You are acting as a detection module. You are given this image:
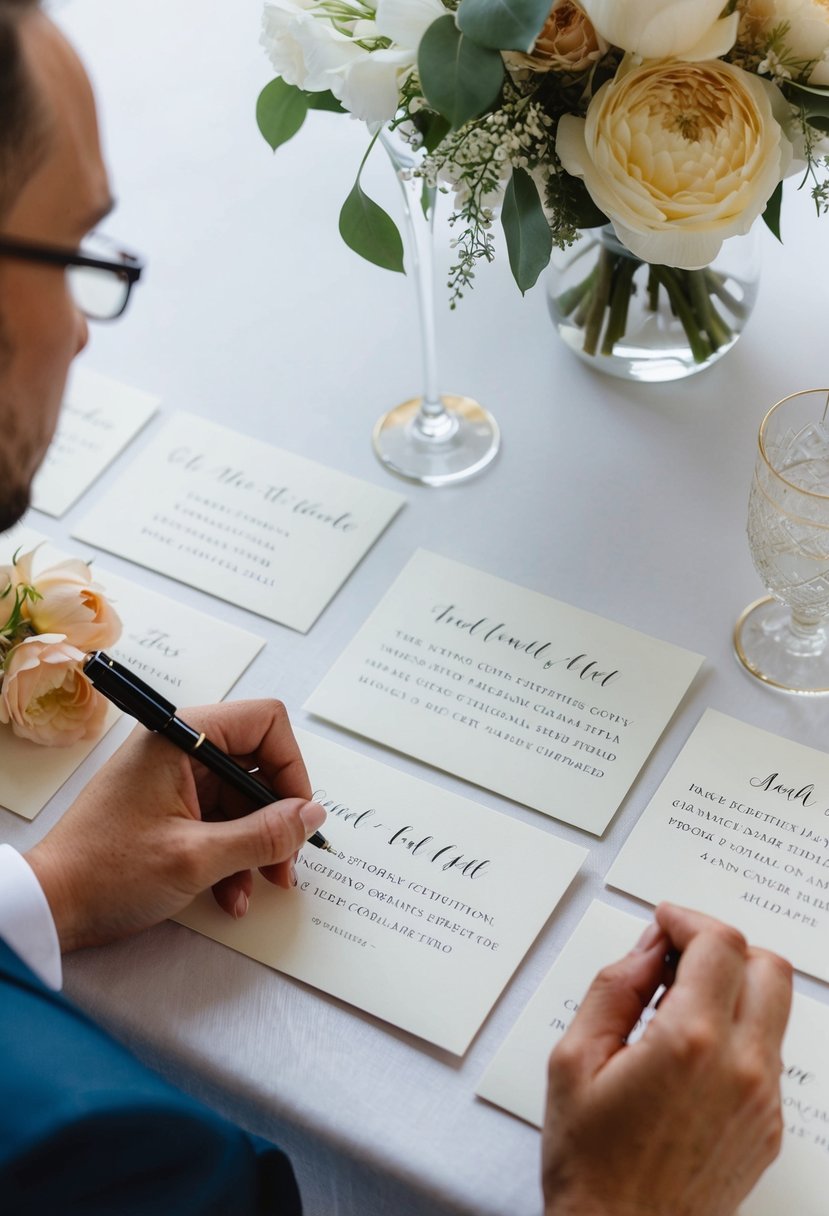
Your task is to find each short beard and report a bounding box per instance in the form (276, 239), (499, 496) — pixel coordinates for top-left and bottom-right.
(0, 476), (30, 531)
(0, 318), (33, 533)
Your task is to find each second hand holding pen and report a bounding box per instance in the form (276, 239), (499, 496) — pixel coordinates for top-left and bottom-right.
(83, 650), (333, 853)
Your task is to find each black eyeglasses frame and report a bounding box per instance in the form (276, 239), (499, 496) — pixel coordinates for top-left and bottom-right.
(0, 234), (144, 319)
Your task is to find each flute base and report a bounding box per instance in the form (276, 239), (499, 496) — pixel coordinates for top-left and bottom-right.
(372, 394), (500, 487)
(733, 597), (829, 694)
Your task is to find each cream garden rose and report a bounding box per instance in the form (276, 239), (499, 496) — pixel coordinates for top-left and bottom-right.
(557, 58), (794, 268)
(0, 634), (108, 747)
(508, 0), (607, 74)
(739, 0), (829, 85)
(578, 0), (739, 61)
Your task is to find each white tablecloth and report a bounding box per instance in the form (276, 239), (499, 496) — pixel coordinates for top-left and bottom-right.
(5, 3), (829, 1213)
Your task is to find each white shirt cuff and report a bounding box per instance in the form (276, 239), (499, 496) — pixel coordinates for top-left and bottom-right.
(0, 843), (62, 990)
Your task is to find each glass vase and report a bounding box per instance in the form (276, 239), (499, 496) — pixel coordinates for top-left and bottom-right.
(371, 127), (500, 486)
(546, 225), (761, 383)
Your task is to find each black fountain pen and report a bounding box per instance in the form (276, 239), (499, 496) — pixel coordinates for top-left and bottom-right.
(84, 650), (333, 853)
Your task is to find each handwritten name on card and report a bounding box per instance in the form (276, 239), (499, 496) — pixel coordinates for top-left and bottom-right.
(306, 551), (703, 834)
(176, 730), (586, 1054)
(606, 709), (829, 984)
(73, 412), (405, 632)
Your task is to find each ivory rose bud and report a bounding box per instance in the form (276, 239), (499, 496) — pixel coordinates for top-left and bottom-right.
(557, 59), (794, 268)
(0, 635), (108, 747)
(739, 0), (829, 86)
(27, 557), (121, 651)
(578, 0), (739, 61)
(508, 1), (607, 73)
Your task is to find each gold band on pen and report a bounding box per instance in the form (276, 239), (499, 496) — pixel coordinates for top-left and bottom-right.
(192, 732), (206, 750)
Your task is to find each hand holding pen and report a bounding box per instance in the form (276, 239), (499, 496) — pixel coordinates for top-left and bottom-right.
(25, 678), (329, 953)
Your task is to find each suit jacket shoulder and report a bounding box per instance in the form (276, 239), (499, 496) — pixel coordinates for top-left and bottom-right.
(0, 938), (301, 1215)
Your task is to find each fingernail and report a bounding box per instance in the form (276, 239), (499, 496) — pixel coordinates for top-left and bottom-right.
(633, 921), (662, 952)
(300, 800), (326, 834)
(233, 891), (249, 919)
(290, 862), (298, 887)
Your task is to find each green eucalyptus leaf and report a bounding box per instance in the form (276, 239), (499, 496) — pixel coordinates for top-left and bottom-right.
(305, 89), (346, 113)
(256, 78), (309, 151)
(568, 181), (608, 228)
(501, 166), (553, 294)
(418, 15), (504, 129)
(339, 179), (405, 273)
(457, 0), (551, 52)
(763, 180), (783, 242)
(413, 108), (452, 154)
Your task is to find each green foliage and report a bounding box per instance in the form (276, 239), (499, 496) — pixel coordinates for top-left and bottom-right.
(306, 90), (346, 113)
(763, 181), (783, 242)
(412, 108), (452, 155)
(501, 167), (553, 293)
(339, 178), (405, 273)
(418, 15), (504, 129)
(457, 0), (551, 52)
(256, 81), (344, 152)
(788, 80), (829, 122)
(256, 78), (309, 151)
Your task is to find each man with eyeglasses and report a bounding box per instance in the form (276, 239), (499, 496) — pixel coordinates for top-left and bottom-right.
(0, 3), (794, 1216)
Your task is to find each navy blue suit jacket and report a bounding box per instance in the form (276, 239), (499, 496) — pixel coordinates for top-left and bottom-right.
(0, 939), (302, 1215)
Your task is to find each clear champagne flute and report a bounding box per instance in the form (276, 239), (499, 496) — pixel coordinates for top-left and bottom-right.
(372, 127), (500, 486)
(735, 388), (829, 693)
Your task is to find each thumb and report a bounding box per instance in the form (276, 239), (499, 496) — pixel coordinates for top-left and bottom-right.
(199, 798), (326, 881)
(552, 924), (668, 1083)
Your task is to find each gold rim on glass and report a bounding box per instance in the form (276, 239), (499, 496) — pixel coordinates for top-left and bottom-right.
(733, 596), (829, 695)
(758, 387), (829, 496)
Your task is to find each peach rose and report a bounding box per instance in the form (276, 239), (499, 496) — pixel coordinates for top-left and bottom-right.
(508, 1), (607, 73)
(0, 634), (109, 747)
(26, 557), (121, 651)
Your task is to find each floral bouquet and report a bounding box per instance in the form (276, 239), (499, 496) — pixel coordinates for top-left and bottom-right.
(0, 548), (121, 747)
(258, 0), (829, 365)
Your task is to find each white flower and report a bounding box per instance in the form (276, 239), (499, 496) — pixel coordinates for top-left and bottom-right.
(740, 0), (829, 86)
(261, 0), (334, 90)
(261, 0), (444, 125)
(578, 0), (739, 61)
(557, 59), (795, 268)
(375, 0), (445, 48)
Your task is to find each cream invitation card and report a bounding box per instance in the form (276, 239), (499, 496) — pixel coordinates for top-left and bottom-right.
(31, 368), (159, 517)
(606, 708), (829, 983)
(176, 729), (587, 1054)
(0, 527), (264, 821)
(72, 412), (406, 631)
(477, 899), (829, 1216)
(305, 551), (703, 834)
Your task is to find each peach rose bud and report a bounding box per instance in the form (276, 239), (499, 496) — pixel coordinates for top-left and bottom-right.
(0, 634), (109, 747)
(27, 557), (121, 651)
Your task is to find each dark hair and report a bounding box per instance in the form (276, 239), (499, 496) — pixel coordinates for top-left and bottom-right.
(0, 0), (47, 220)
